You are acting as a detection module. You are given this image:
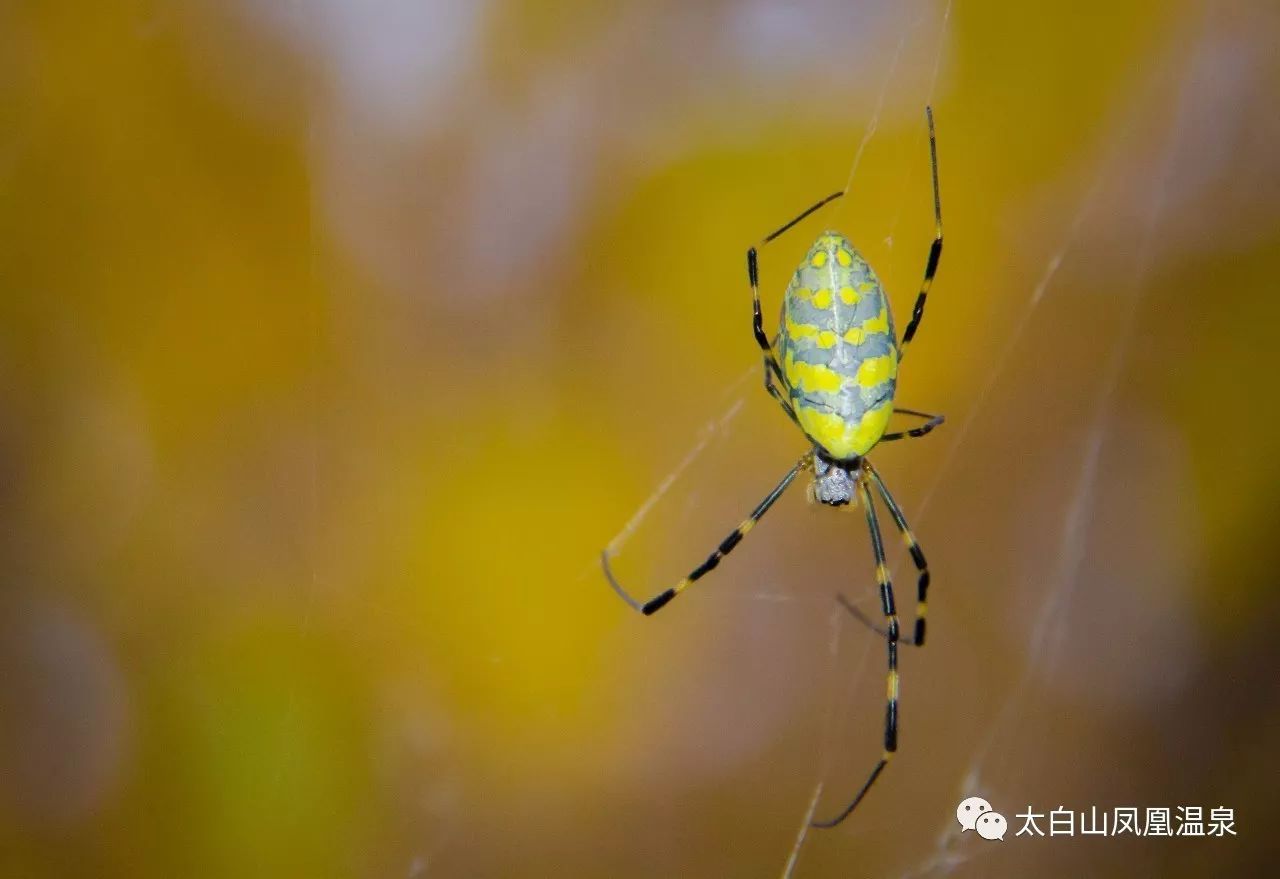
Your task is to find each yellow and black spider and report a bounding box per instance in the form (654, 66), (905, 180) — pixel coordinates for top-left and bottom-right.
(603, 107), (945, 828)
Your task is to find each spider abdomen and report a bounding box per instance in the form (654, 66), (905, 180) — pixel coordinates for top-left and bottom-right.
(777, 232), (898, 461)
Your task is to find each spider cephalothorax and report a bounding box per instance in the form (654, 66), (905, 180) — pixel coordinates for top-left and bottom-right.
(812, 454), (859, 506)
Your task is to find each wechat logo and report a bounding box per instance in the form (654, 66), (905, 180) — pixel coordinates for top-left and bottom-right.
(957, 796), (1007, 841)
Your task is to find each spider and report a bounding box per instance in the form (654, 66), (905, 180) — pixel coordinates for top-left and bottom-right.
(602, 107), (944, 828)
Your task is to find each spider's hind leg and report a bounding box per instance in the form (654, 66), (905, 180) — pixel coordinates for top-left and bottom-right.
(835, 461), (931, 647)
(812, 469), (900, 828)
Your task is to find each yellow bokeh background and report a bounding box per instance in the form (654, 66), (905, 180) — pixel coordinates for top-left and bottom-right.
(2, 1), (1277, 876)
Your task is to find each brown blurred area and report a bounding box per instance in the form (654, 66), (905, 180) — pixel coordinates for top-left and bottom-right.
(1, 1), (1277, 876)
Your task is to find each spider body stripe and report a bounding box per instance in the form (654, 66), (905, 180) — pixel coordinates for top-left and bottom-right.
(777, 233), (898, 461)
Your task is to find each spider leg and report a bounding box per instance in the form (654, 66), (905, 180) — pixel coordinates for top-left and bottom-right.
(898, 107), (943, 362)
(604, 190), (845, 616)
(813, 468), (900, 828)
(866, 462), (931, 646)
(878, 407), (944, 443)
(746, 190), (843, 411)
(835, 461), (932, 647)
(601, 453), (810, 615)
(835, 593), (896, 641)
(764, 355), (800, 426)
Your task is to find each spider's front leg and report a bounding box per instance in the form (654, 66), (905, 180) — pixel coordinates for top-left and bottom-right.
(601, 453), (811, 615)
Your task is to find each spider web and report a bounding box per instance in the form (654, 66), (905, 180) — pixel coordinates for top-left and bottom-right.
(891, 12), (1213, 877)
(598, 2), (1219, 876)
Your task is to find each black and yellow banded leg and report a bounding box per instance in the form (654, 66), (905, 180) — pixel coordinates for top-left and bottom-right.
(813, 472), (900, 829)
(898, 107), (943, 361)
(601, 453), (810, 616)
(747, 190), (844, 354)
(834, 465), (932, 647)
(879, 407), (945, 443)
(764, 355), (800, 427)
(866, 462), (931, 647)
(834, 593), (905, 644)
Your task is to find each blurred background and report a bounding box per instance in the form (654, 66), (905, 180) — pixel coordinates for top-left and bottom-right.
(2, 0), (1277, 876)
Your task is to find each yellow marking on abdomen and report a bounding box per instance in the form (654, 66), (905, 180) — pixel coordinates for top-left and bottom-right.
(785, 315), (819, 341)
(863, 307), (890, 335)
(796, 408), (855, 460)
(795, 399), (895, 460)
(843, 309), (889, 345)
(791, 285), (832, 309)
(784, 315), (837, 348)
(855, 354), (896, 389)
(850, 401), (894, 456)
(785, 353), (842, 393)
(887, 669), (900, 699)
